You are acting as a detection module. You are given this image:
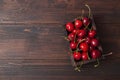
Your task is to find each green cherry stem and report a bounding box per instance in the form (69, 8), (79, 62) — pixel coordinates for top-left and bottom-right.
(75, 61), (83, 72)
(85, 4), (92, 18)
(75, 67), (81, 72)
(84, 4), (92, 29)
(87, 52), (90, 60)
(76, 39), (86, 49)
(61, 36), (69, 41)
(74, 33), (77, 42)
(78, 61), (83, 71)
(94, 58), (100, 67)
(84, 22), (90, 29)
(64, 36), (69, 41)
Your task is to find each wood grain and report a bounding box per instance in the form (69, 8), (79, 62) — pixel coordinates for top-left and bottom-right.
(0, 0), (119, 80)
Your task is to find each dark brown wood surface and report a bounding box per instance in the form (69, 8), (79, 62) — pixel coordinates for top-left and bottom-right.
(0, 0), (119, 80)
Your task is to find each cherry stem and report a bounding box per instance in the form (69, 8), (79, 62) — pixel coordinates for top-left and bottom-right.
(75, 16), (81, 20)
(84, 22), (90, 29)
(75, 61), (83, 72)
(87, 52), (90, 60)
(74, 33), (77, 42)
(62, 36), (70, 41)
(76, 39), (86, 49)
(94, 59), (100, 67)
(85, 4), (91, 18)
(75, 67), (81, 72)
(102, 52), (112, 57)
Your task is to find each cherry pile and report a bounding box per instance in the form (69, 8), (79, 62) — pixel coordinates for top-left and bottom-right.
(65, 5), (103, 71)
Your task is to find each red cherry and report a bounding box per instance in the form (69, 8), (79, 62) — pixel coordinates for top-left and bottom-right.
(77, 37), (82, 43)
(91, 38), (99, 47)
(82, 17), (90, 26)
(85, 37), (91, 44)
(75, 19), (82, 29)
(82, 52), (88, 60)
(91, 49), (101, 59)
(68, 33), (75, 41)
(66, 22), (74, 32)
(77, 30), (86, 38)
(88, 30), (96, 38)
(79, 42), (89, 52)
(72, 29), (77, 34)
(70, 41), (77, 50)
(89, 46), (95, 52)
(73, 52), (81, 60)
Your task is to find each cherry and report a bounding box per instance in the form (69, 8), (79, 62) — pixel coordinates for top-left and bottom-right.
(82, 52), (88, 60)
(70, 41), (77, 50)
(66, 22), (74, 32)
(82, 17), (90, 26)
(89, 46), (95, 52)
(75, 19), (82, 29)
(91, 38), (99, 47)
(73, 52), (81, 60)
(77, 37), (82, 43)
(88, 30), (96, 38)
(68, 33), (75, 41)
(77, 30), (86, 38)
(79, 42), (89, 52)
(72, 29), (78, 34)
(85, 37), (91, 44)
(91, 49), (101, 59)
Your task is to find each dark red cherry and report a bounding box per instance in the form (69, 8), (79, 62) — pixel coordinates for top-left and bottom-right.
(70, 41), (77, 50)
(77, 30), (86, 38)
(77, 37), (82, 43)
(85, 37), (91, 44)
(82, 17), (90, 26)
(72, 29), (78, 34)
(91, 38), (99, 47)
(73, 52), (81, 60)
(75, 19), (82, 29)
(88, 30), (96, 38)
(91, 49), (101, 59)
(66, 22), (74, 32)
(68, 33), (75, 41)
(79, 42), (89, 52)
(82, 52), (88, 60)
(89, 46), (95, 52)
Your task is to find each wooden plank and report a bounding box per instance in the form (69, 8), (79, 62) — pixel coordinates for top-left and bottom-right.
(0, 23), (119, 38)
(0, 24), (68, 59)
(0, 76), (119, 80)
(0, 0), (119, 24)
(0, 59), (119, 76)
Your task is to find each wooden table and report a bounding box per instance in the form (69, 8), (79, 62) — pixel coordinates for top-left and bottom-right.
(0, 0), (119, 80)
